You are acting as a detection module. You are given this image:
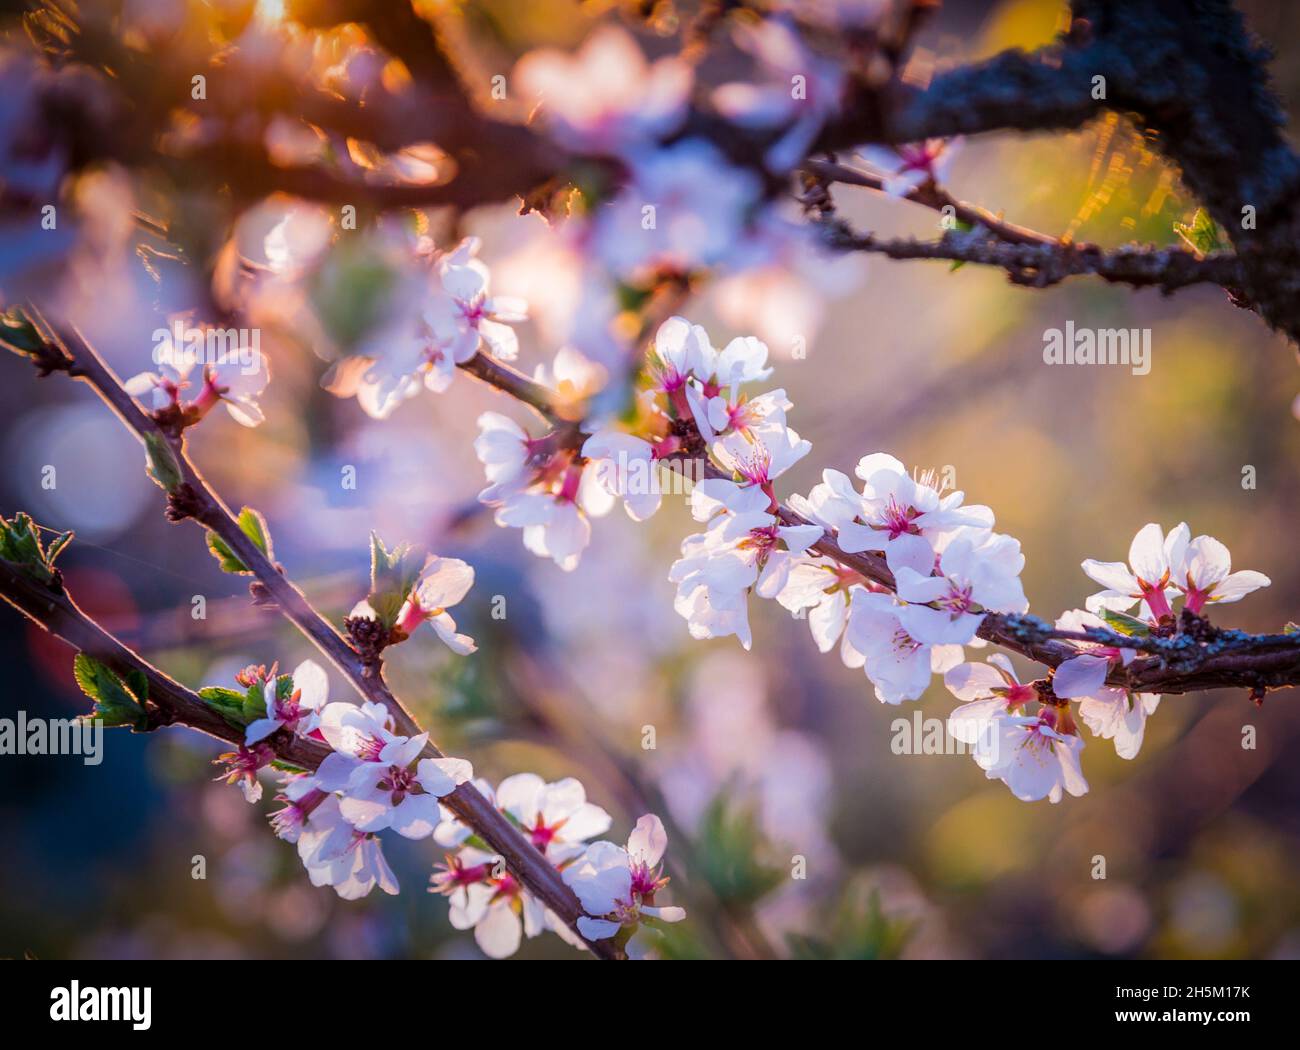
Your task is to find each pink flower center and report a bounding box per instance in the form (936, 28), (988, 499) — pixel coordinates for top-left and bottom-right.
(378, 764), (420, 804)
(872, 497), (922, 540)
(935, 582), (974, 615)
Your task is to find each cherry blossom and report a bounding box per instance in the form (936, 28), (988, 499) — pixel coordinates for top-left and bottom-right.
(213, 741), (274, 803)
(671, 479), (822, 649)
(298, 794), (400, 900)
(774, 557), (861, 655)
(125, 335), (270, 427)
(944, 654), (1039, 751)
(1170, 533), (1270, 613)
(392, 556), (477, 654)
(712, 16), (847, 173)
(315, 705), (471, 840)
(1081, 521), (1187, 621)
(893, 529), (1029, 644)
(322, 237), (525, 419)
(562, 814), (686, 941)
(244, 658), (330, 745)
(980, 710), (1090, 804)
(475, 412), (614, 571)
(431, 846), (548, 958)
(592, 139), (765, 281)
(1075, 689), (1161, 760)
(846, 590), (965, 704)
(581, 428), (666, 522)
(513, 25), (692, 156)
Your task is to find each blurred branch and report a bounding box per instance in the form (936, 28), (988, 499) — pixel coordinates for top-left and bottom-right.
(813, 213), (1244, 293)
(9, 312), (620, 960)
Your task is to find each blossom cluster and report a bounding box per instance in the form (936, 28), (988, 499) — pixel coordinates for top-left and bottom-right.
(431, 776), (684, 957)
(206, 555), (683, 955)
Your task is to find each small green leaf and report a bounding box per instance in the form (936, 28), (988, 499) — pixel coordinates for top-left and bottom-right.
(205, 531), (249, 574)
(204, 507), (271, 575)
(367, 532), (425, 630)
(236, 507), (272, 559)
(1174, 208), (1224, 258)
(1100, 608), (1152, 637)
(0, 512), (69, 584)
(143, 432), (184, 493)
(73, 653), (148, 729)
(0, 308), (46, 355)
(198, 686), (250, 727)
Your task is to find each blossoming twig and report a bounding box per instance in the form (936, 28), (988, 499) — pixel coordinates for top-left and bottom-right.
(16, 310), (621, 959)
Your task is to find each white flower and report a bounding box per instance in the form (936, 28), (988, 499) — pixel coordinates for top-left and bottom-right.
(244, 659), (329, 745)
(893, 530), (1028, 644)
(650, 316), (717, 399)
(475, 413), (613, 571)
(1170, 533), (1270, 613)
(712, 17), (845, 172)
(1076, 689), (1160, 760)
(321, 237), (524, 418)
(393, 556), (477, 654)
(267, 773), (327, 844)
(499, 773), (614, 863)
(433, 847), (548, 959)
(582, 428), (664, 522)
(980, 712), (1089, 804)
(197, 353), (271, 427)
(774, 557), (858, 655)
(670, 479), (822, 650)
(317, 721), (471, 840)
(857, 138), (961, 196)
(846, 590), (964, 704)
(514, 25), (692, 155)
(944, 654), (1039, 754)
(125, 335), (270, 427)
(298, 795), (400, 899)
(711, 421), (812, 488)
(838, 454), (994, 575)
(423, 236), (527, 370)
(1081, 521), (1187, 621)
(562, 814), (685, 941)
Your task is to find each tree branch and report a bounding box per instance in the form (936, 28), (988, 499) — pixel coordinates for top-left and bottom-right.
(15, 311), (619, 959)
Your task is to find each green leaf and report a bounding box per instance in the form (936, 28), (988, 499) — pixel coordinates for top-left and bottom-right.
(695, 792), (784, 906)
(0, 308), (46, 355)
(1100, 608), (1152, 637)
(204, 508), (271, 575)
(236, 507), (273, 559)
(143, 432), (184, 493)
(73, 653), (148, 729)
(1174, 207), (1224, 258)
(242, 681), (269, 723)
(0, 512), (70, 584)
(367, 532), (425, 630)
(205, 531), (249, 574)
(198, 686), (250, 727)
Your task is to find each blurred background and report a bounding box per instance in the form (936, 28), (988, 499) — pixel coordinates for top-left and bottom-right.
(1, 0), (1299, 960)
